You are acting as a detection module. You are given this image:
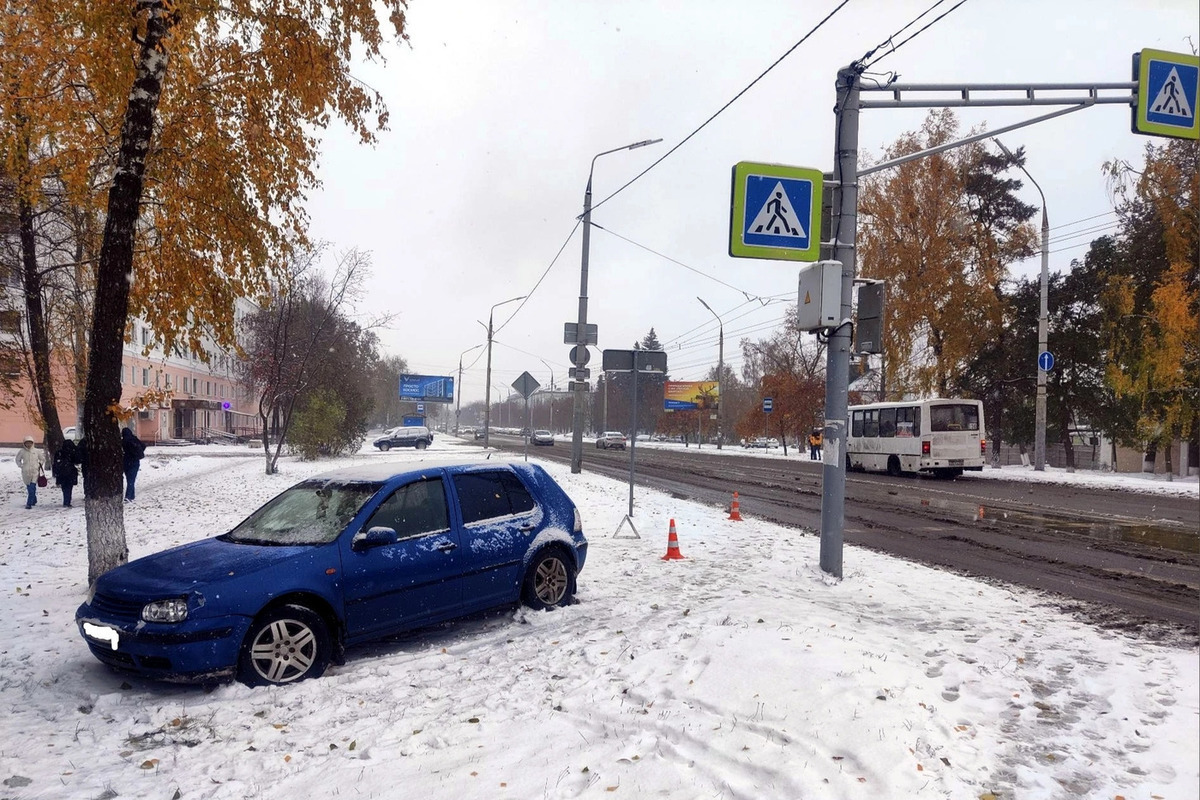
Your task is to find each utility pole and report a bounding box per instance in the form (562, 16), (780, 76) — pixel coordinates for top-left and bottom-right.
(697, 297), (724, 449)
(993, 138), (1050, 472)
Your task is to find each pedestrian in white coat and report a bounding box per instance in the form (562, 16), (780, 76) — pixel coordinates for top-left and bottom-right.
(15, 435), (46, 509)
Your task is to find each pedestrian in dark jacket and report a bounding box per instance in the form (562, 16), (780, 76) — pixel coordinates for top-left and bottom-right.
(52, 438), (81, 507)
(121, 427), (146, 501)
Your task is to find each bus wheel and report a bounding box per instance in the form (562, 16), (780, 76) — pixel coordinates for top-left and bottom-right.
(886, 455), (902, 477)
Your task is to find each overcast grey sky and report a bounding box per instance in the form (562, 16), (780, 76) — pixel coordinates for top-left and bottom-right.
(304, 0), (1198, 406)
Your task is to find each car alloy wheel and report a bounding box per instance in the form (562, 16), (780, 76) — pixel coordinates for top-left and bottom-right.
(523, 549), (575, 610)
(379, 442), (390, 451)
(239, 605), (330, 686)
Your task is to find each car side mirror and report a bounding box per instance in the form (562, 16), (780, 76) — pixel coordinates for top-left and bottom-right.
(352, 526), (399, 551)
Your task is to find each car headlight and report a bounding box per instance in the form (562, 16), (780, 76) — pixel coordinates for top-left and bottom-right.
(142, 598), (189, 623)
(573, 507), (583, 533)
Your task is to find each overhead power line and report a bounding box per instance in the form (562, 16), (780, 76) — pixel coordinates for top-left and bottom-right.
(862, 0), (972, 69)
(590, 0), (853, 213)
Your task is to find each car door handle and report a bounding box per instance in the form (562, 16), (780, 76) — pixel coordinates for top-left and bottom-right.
(435, 541), (458, 553)
(518, 523), (536, 532)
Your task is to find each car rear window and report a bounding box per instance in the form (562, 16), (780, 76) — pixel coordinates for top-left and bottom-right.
(454, 470), (536, 525)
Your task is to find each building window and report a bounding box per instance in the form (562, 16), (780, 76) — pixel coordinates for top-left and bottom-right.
(142, 368), (149, 386)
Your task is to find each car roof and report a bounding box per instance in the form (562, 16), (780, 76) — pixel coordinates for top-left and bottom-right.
(307, 457), (528, 484)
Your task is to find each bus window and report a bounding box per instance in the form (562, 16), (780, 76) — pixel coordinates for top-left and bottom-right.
(895, 406), (920, 437)
(863, 409), (879, 438)
(852, 410), (864, 437)
(930, 404), (980, 432)
(879, 408), (896, 437)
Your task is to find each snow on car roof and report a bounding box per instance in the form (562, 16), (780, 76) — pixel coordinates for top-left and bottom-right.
(309, 457), (524, 483)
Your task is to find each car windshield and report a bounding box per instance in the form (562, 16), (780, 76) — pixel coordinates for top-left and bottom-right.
(224, 479), (382, 545)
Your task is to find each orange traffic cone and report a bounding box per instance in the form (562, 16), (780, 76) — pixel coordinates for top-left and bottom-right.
(661, 518), (685, 560)
(728, 491), (743, 521)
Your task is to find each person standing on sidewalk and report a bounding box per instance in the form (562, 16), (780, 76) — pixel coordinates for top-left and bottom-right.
(52, 437), (81, 508)
(121, 427), (146, 501)
(15, 435), (46, 509)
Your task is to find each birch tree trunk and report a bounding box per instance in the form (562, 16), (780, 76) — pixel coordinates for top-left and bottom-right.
(84, 1), (175, 584)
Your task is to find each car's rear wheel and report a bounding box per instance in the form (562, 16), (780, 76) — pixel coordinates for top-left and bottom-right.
(379, 442), (391, 452)
(416, 440), (428, 450)
(522, 548), (576, 610)
(238, 604), (331, 686)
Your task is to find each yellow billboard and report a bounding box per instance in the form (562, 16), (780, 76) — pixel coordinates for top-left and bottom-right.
(663, 381), (719, 410)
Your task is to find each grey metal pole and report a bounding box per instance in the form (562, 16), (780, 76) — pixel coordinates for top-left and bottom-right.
(540, 358), (554, 432)
(697, 297), (724, 449)
(629, 352), (638, 517)
(456, 356), (464, 435)
(455, 343), (482, 436)
(717, 324), (723, 449)
(484, 311), (495, 450)
(570, 138), (663, 474)
(1035, 207), (1049, 471)
(993, 139), (1049, 472)
(570, 173), (593, 474)
(482, 296), (524, 450)
(820, 65), (862, 580)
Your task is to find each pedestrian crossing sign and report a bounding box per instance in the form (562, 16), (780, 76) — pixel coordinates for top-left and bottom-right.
(729, 162), (823, 261)
(1133, 48), (1199, 140)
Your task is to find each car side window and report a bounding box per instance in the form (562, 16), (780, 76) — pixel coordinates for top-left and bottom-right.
(497, 471), (535, 515)
(453, 470), (535, 524)
(364, 478), (449, 540)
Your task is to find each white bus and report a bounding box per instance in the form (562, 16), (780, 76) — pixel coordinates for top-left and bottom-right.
(846, 399), (986, 478)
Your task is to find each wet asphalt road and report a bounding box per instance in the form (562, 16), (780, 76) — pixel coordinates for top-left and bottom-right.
(491, 436), (1200, 644)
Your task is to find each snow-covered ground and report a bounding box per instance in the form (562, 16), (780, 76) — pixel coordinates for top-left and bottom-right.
(1, 439), (1196, 800)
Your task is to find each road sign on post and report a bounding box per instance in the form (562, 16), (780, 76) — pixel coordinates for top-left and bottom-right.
(564, 322), (599, 345)
(729, 161), (823, 261)
(1133, 49), (1199, 140)
(1038, 351), (1055, 372)
(512, 371), (540, 399)
(569, 346), (591, 366)
(763, 397), (773, 413)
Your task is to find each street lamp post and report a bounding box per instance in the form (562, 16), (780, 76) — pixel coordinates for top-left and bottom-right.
(539, 358), (554, 432)
(483, 295), (525, 449)
(995, 139), (1049, 471)
(455, 343), (484, 435)
(570, 137), (663, 474)
(697, 297), (724, 449)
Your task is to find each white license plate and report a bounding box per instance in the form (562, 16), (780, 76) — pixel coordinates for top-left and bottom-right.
(83, 622), (120, 651)
(948, 459), (964, 466)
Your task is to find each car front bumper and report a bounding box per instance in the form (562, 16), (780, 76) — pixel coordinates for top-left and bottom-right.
(76, 606), (254, 682)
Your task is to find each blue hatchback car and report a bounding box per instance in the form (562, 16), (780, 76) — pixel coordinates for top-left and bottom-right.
(76, 461), (587, 686)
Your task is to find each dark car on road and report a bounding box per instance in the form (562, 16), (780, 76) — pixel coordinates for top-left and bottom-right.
(531, 430), (555, 446)
(373, 425), (433, 451)
(76, 461), (588, 686)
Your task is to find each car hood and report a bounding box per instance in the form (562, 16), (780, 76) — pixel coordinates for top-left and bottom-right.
(94, 536), (311, 597)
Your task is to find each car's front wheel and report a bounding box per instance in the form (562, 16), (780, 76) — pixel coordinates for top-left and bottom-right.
(378, 442), (391, 452)
(238, 604), (331, 686)
(522, 548), (576, 610)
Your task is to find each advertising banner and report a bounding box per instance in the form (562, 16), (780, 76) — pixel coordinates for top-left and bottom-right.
(399, 374), (455, 403)
(663, 381), (719, 411)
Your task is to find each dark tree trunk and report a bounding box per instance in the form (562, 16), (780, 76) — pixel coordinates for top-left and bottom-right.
(17, 192), (63, 459)
(83, 2), (175, 583)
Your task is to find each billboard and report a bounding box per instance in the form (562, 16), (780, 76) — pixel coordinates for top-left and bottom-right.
(663, 381), (719, 411)
(399, 374), (455, 403)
